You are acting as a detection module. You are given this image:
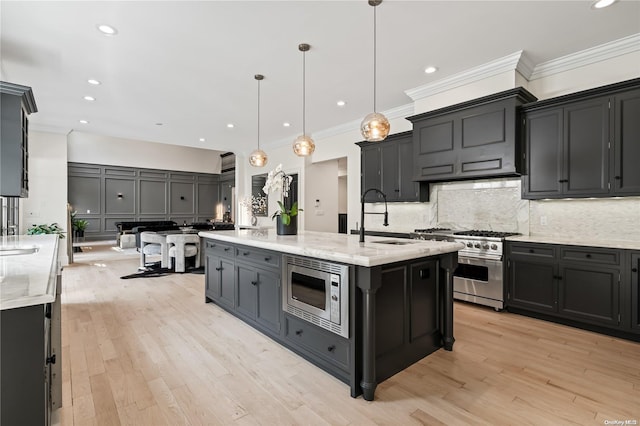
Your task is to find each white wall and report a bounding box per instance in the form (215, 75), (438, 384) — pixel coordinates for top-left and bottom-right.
(305, 159), (339, 232)
(21, 131), (69, 264)
(67, 131), (222, 174)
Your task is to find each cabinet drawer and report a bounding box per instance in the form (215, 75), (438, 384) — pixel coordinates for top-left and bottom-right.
(204, 240), (234, 258)
(560, 247), (619, 265)
(236, 246), (280, 269)
(284, 315), (349, 370)
(509, 243), (555, 259)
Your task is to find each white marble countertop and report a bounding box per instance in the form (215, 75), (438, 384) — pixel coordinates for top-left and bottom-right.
(199, 230), (464, 267)
(1, 234), (59, 310)
(506, 235), (640, 251)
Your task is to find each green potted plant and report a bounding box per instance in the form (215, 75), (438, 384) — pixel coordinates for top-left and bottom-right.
(271, 201), (302, 235)
(26, 223), (66, 238)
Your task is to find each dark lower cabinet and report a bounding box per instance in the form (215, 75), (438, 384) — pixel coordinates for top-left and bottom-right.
(632, 253), (640, 331)
(507, 242), (638, 340)
(204, 241), (281, 337)
(236, 263), (281, 334)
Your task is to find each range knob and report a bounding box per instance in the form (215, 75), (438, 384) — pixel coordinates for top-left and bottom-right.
(490, 243), (498, 250)
(474, 243), (481, 249)
(466, 242), (473, 248)
(482, 243), (490, 250)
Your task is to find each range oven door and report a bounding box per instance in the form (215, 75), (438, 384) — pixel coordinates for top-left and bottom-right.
(453, 255), (504, 310)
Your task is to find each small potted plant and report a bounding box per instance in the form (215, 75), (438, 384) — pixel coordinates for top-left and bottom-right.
(271, 200), (302, 235)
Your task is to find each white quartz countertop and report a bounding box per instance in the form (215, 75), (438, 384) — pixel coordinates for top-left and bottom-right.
(506, 235), (640, 251)
(199, 230), (464, 267)
(1, 234), (59, 310)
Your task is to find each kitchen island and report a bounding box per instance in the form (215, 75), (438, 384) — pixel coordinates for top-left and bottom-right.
(199, 229), (463, 401)
(1, 234), (62, 425)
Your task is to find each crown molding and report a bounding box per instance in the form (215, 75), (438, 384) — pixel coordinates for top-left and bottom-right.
(529, 33), (640, 80)
(265, 102), (414, 150)
(405, 51), (527, 101)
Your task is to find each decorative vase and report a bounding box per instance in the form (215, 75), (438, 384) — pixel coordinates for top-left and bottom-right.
(251, 214), (258, 226)
(276, 215), (297, 235)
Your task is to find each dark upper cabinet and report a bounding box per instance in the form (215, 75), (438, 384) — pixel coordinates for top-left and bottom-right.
(522, 78), (640, 200)
(407, 88), (536, 184)
(613, 88), (640, 195)
(357, 131), (425, 203)
(0, 82), (37, 197)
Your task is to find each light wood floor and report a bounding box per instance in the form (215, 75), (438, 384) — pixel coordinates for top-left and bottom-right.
(55, 243), (640, 425)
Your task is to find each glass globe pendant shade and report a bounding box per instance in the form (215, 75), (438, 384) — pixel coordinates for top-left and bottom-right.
(249, 148), (268, 167)
(360, 112), (391, 142)
(292, 134), (316, 157)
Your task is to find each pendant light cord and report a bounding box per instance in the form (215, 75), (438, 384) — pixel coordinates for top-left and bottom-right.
(302, 48), (306, 136)
(373, 3), (377, 113)
(257, 78), (261, 149)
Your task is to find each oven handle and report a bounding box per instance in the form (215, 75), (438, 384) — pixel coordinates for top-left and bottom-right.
(457, 255), (503, 266)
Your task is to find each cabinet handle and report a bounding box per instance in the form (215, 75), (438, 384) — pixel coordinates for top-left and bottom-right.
(295, 329), (303, 336)
(553, 275), (563, 280)
(632, 268), (638, 273)
(215, 267), (222, 271)
(585, 254), (592, 258)
(251, 280), (258, 286)
(264, 256), (271, 261)
(394, 189), (400, 192)
(558, 179), (568, 183)
(243, 251), (250, 256)
(419, 269), (430, 279)
(46, 354), (56, 365)
(224, 247), (230, 251)
(327, 345), (336, 352)
(529, 249), (535, 253)
(614, 176), (621, 180)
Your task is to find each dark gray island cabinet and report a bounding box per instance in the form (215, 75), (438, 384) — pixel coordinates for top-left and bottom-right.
(200, 230), (462, 401)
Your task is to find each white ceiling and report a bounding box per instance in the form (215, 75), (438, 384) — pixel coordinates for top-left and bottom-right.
(1, 1), (639, 157)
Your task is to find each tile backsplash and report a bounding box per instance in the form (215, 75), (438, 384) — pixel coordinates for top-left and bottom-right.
(365, 177), (640, 242)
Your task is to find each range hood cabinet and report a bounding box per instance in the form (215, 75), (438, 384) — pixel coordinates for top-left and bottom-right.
(407, 87), (537, 184)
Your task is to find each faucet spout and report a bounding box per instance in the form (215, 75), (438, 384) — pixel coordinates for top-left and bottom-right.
(360, 188), (389, 243)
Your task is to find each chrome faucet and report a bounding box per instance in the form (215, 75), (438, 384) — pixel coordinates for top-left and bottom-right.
(360, 188), (389, 243)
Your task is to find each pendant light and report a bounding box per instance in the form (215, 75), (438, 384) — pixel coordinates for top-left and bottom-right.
(360, 0), (390, 142)
(292, 43), (315, 157)
(249, 74), (268, 167)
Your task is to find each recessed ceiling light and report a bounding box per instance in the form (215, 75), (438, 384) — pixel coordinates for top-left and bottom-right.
(87, 79), (101, 85)
(97, 24), (118, 36)
(337, 100), (346, 107)
(199, 138), (205, 142)
(424, 66), (438, 74)
(79, 120), (89, 124)
(283, 122), (291, 127)
(592, 0), (617, 8)
(227, 123), (234, 128)
(83, 96), (95, 101)
(155, 122), (163, 126)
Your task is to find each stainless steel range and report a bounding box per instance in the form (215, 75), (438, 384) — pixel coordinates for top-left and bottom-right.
(410, 228), (520, 310)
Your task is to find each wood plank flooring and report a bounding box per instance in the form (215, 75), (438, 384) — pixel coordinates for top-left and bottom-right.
(55, 243), (640, 425)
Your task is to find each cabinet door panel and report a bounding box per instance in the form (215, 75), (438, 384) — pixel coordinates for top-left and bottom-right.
(376, 266), (406, 357)
(236, 265), (257, 319)
(614, 89), (640, 195)
(361, 146), (381, 202)
(564, 98), (609, 195)
(398, 139), (419, 201)
(380, 144), (399, 201)
(410, 261), (438, 341)
(523, 109), (563, 198)
(205, 255), (221, 300)
(509, 259), (556, 312)
(414, 119), (456, 180)
(197, 182), (219, 217)
(559, 265), (619, 327)
(218, 258), (235, 309)
(256, 269), (281, 333)
(632, 253), (640, 331)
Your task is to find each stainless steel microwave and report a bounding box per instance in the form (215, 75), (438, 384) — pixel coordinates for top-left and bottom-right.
(283, 255), (349, 338)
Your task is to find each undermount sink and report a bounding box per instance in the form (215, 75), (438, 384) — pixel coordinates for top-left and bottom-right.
(0, 246), (40, 256)
(371, 240), (414, 246)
